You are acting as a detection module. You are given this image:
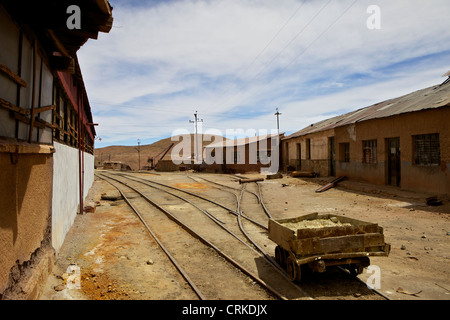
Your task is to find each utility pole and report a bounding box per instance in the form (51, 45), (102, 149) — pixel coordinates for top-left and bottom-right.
(136, 139), (141, 171)
(189, 111), (203, 164)
(274, 108), (282, 135)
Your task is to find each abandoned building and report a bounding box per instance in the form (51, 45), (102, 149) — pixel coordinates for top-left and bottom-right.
(203, 133), (282, 174)
(102, 161), (131, 171)
(282, 81), (450, 196)
(0, 1), (113, 299)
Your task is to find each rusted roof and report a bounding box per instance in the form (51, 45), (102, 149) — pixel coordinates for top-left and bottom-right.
(2, 0), (113, 57)
(284, 82), (450, 140)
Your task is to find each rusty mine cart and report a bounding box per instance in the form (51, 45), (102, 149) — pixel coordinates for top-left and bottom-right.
(268, 213), (391, 282)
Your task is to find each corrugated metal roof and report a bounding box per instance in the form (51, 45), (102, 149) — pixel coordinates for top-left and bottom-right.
(283, 83), (450, 140)
(206, 134), (280, 149)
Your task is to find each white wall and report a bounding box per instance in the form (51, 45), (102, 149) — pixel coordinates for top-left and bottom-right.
(52, 141), (94, 252)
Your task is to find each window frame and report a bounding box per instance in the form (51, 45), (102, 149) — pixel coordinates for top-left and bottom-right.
(362, 139), (377, 164)
(413, 133), (440, 166)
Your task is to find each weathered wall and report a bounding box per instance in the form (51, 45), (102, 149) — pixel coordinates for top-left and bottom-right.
(0, 149), (53, 295)
(335, 107), (450, 195)
(282, 129), (334, 176)
(204, 137), (279, 174)
(52, 142), (95, 252)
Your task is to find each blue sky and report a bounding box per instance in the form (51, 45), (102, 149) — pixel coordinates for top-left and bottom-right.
(77, 0), (450, 147)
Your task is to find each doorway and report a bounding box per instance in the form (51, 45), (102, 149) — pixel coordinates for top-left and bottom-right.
(387, 138), (401, 187)
(329, 137), (336, 177)
(296, 143), (301, 171)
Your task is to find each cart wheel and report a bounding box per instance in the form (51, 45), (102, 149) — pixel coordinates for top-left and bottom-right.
(286, 256), (301, 282)
(349, 264), (364, 276)
(275, 246), (285, 268)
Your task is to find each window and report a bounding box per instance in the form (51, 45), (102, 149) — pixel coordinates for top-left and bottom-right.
(339, 143), (350, 162)
(413, 134), (440, 165)
(363, 140), (377, 164)
(233, 151), (240, 163)
(257, 151), (271, 163)
(306, 139), (311, 159)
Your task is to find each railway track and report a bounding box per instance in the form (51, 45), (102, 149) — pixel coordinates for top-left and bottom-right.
(96, 171), (390, 300)
(95, 172), (310, 300)
(191, 173), (392, 300)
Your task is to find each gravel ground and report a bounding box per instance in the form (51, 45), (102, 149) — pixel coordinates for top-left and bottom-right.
(39, 171), (450, 301)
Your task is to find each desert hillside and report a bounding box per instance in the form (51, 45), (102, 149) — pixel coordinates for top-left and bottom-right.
(94, 134), (224, 170)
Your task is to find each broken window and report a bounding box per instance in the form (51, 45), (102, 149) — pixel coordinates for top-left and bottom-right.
(363, 140), (377, 164)
(413, 133), (440, 165)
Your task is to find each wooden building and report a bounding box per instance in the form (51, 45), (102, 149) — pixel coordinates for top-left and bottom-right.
(0, 1), (113, 299)
(282, 80), (450, 195)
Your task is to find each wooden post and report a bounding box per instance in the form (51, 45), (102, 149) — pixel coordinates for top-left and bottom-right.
(28, 39), (37, 142)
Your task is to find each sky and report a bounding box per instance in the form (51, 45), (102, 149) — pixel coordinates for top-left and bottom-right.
(77, 0), (450, 148)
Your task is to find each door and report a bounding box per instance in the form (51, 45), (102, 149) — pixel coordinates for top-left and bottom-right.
(329, 137), (336, 177)
(387, 138), (401, 186)
(296, 143), (301, 171)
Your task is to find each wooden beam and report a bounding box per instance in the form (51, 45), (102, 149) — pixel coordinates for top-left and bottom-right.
(28, 39), (37, 142)
(33, 104), (55, 114)
(50, 55), (75, 73)
(0, 62), (27, 87)
(47, 30), (72, 58)
(0, 97), (30, 116)
(35, 117), (55, 129)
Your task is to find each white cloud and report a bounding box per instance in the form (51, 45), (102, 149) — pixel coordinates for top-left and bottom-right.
(77, 0), (450, 146)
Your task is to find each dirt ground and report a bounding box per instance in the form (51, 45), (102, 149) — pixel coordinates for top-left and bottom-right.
(39, 171), (450, 300)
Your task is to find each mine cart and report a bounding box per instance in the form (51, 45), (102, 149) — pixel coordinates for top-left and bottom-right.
(268, 213), (390, 282)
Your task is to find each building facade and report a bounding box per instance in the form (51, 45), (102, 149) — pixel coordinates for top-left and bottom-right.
(282, 82), (450, 196)
(0, 1), (113, 299)
(203, 134), (281, 174)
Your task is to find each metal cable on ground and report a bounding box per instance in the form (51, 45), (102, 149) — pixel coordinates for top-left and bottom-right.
(256, 181), (273, 219)
(118, 174), (260, 252)
(116, 172), (267, 230)
(97, 173), (288, 300)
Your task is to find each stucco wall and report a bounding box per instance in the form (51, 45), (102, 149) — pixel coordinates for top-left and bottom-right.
(335, 107), (450, 195)
(282, 129), (334, 176)
(52, 142), (94, 252)
(0, 151), (53, 294)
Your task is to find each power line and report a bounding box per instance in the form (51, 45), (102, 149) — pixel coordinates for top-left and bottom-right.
(230, 0), (359, 109)
(234, 0), (306, 80)
(91, 100), (195, 115)
(213, 0), (333, 110)
(210, 1), (307, 111)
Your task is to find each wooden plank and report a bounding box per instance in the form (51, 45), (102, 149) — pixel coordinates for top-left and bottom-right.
(0, 139), (55, 154)
(268, 219), (296, 252)
(296, 224), (379, 240)
(293, 233), (385, 256)
(0, 97), (30, 115)
(33, 104), (55, 114)
(0, 62), (27, 87)
(315, 176), (346, 193)
(292, 171), (316, 178)
(35, 118), (55, 129)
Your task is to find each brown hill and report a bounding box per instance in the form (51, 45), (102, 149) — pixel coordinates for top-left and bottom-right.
(94, 134), (225, 170)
